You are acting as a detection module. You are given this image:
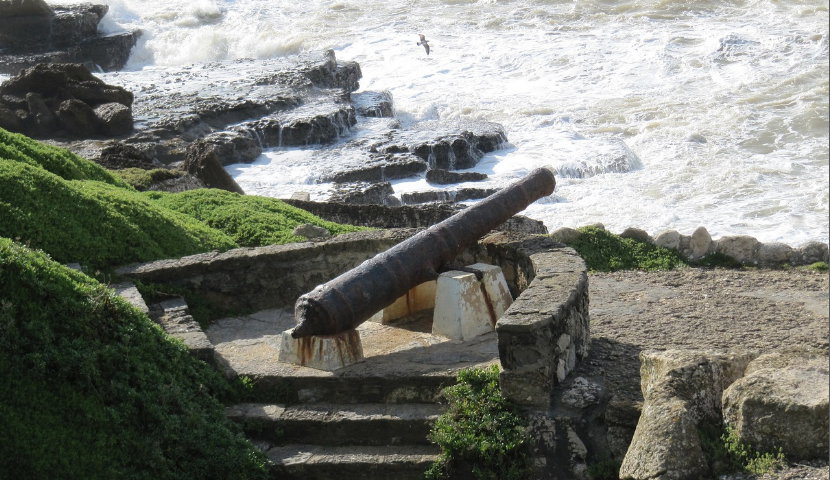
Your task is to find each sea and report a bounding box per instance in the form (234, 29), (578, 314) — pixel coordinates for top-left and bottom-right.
(28, 0), (830, 245)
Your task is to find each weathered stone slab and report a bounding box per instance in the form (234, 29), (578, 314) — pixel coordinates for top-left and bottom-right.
(722, 350), (829, 460)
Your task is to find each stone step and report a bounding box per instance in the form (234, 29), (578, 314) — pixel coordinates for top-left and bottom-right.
(227, 403), (444, 446)
(247, 371), (457, 405)
(265, 444), (439, 480)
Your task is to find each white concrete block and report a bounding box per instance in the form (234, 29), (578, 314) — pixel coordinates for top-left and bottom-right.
(277, 328), (364, 371)
(432, 264), (513, 341)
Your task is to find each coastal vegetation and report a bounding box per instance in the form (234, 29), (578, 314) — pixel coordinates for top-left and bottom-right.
(564, 225), (687, 272)
(0, 128), (367, 477)
(426, 366), (532, 480)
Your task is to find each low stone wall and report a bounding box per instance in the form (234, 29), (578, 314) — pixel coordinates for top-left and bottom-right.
(116, 229), (588, 409)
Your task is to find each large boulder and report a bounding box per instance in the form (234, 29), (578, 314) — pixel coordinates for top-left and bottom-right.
(184, 140), (245, 194)
(722, 350), (829, 460)
(715, 235), (760, 264)
(0, 0), (53, 16)
(619, 350), (754, 480)
(0, 63), (133, 138)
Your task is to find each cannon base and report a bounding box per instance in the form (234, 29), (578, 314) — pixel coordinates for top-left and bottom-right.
(278, 328), (364, 371)
(432, 263), (513, 341)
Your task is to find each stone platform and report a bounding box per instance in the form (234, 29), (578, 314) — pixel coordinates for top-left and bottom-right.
(206, 307), (500, 404)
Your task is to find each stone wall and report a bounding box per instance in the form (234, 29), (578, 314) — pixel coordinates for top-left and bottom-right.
(117, 229), (588, 407)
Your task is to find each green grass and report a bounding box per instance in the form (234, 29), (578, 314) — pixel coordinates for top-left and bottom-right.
(806, 261), (828, 272)
(146, 188), (365, 247)
(0, 161), (238, 269)
(563, 226), (687, 272)
(425, 366), (532, 480)
(0, 128), (129, 187)
(0, 238), (267, 479)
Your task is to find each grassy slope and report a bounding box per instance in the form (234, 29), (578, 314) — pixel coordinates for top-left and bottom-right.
(0, 238), (266, 479)
(0, 129), (368, 478)
(147, 188), (365, 246)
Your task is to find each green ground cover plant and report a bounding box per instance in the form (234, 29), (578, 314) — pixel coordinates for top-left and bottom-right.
(116, 167), (187, 191)
(0, 238), (268, 479)
(699, 424), (786, 476)
(563, 226), (687, 272)
(425, 365), (531, 480)
(146, 188), (365, 246)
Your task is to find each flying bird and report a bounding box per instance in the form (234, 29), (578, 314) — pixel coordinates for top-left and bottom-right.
(417, 34), (430, 55)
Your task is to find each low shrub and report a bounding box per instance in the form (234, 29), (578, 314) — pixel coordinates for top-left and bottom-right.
(425, 365), (531, 480)
(0, 238), (267, 479)
(564, 226), (687, 272)
(699, 424), (786, 476)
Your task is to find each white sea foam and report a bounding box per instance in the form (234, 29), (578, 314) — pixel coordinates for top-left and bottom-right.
(46, 0), (830, 245)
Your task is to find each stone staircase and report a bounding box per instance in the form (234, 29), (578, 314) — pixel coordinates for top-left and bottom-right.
(226, 401), (443, 479)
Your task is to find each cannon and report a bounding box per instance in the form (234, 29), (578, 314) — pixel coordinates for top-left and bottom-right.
(292, 167), (556, 338)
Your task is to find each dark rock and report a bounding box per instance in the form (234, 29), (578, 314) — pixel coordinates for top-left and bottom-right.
(329, 182), (398, 206)
(200, 131), (262, 166)
(352, 91), (394, 118)
(184, 140), (245, 194)
(79, 31), (141, 72)
(1, 63), (133, 106)
(50, 4), (105, 49)
(0, 0), (53, 17)
(238, 105), (356, 148)
(94, 102), (133, 136)
(401, 187), (498, 205)
(426, 168), (488, 185)
(382, 120), (508, 170)
(56, 98), (99, 137)
(96, 142), (159, 170)
(0, 16), (52, 53)
(324, 153), (427, 183)
(0, 106), (24, 131)
(25, 92), (56, 134)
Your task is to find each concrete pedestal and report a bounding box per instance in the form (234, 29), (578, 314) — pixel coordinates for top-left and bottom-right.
(432, 263), (513, 341)
(278, 328), (364, 371)
(369, 280), (437, 324)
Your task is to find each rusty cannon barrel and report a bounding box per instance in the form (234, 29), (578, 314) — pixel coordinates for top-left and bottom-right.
(292, 167), (555, 338)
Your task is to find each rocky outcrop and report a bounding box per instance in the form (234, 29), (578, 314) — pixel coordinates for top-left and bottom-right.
(722, 350), (829, 460)
(425, 168), (488, 185)
(0, 63), (133, 138)
(183, 140), (245, 194)
(400, 187), (499, 205)
(619, 350), (754, 480)
(0, 3), (140, 75)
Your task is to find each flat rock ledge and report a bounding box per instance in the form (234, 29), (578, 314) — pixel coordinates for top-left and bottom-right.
(551, 224), (829, 267)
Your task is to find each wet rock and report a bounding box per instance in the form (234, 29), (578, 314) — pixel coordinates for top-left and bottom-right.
(425, 168), (488, 185)
(619, 227), (652, 244)
(329, 182), (398, 206)
(323, 153), (427, 183)
(0, 3), (140, 75)
(715, 235), (760, 264)
(200, 131), (262, 166)
(94, 102), (133, 136)
(0, 106), (23, 131)
(56, 98), (99, 137)
(555, 138), (642, 178)
(722, 350), (828, 460)
(0, 63), (134, 138)
(352, 90), (394, 118)
(184, 140), (245, 194)
(400, 187), (499, 205)
(0, 0), (53, 17)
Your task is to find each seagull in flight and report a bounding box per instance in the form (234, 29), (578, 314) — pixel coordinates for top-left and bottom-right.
(417, 34), (430, 55)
